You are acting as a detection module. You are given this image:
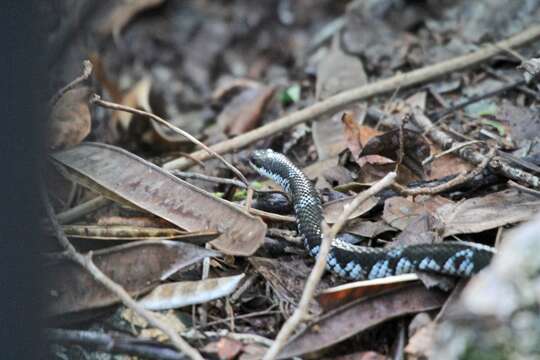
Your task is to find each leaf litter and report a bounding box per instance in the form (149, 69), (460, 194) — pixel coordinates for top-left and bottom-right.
(43, 1), (540, 358)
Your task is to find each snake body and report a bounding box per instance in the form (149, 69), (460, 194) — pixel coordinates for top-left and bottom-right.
(249, 149), (495, 280)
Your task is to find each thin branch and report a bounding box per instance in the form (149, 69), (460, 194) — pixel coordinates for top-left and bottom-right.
(41, 189), (204, 360)
(50, 60), (93, 106)
(162, 25), (540, 170)
(56, 196), (109, 224)
(411, 110), (540, 188)
(91, 95), (248, 186)
(263, 172), (397, 360)
(507, 180), (540, 197)
(395, 148), (495, 196)
(422, 140), (483, 166)
(170, 170), (247, 188)
(46, 328), (187, 360)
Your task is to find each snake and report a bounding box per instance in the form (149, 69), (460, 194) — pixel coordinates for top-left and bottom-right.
(249, 149), (496, 281)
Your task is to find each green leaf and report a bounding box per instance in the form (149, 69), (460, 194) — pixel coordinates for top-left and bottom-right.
(480, 119), (506, 136)
(280, 84), (301, 105)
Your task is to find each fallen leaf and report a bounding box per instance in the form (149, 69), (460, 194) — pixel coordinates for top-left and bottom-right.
(138, 274), (245, 310)
(342, 112), (382, 161)
(52, 143), (266, 255)
(217, 85), (275, 136)
(312, 37), (367, 160)
(278, 283), (446, 359)
(439, 189), (540, 237)
(323, 195), (379, 224)
(344, 220), (396, 238)
(382, 196), (453, 231)
(44, 240), (218, 317)
(112, 77), (152, 131)
(62, 224), (219, 244)
(49, 87), (92, 150)
(317, 274), (420, 311)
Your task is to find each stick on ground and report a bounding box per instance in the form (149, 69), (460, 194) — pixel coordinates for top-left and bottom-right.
(163, 24), (540, 171)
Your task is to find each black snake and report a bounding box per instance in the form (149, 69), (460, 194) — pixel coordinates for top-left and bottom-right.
(249, 149), (495, 280)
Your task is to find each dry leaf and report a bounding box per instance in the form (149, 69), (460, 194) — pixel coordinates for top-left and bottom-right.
(49, 87), (92, 150)
(138, 274), (245, 310)
(324, 196), (379, 224)
(52, 143), (266, 255)
(217, 85), (275, 136)
(44, 240), (218, 317)
(278, 283), (445, 359)
(204, 337), (244, 360)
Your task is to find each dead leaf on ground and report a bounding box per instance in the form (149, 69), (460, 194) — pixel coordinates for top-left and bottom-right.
(342, 112), (383, 161)
(122, 308), (186, 342)
(382, 196), (453, 231)
(112, 77), (152, 131)
(217, 84), (275, 136)
(62, 224), (219, 244)
(249, 257), (329, 314)
(138, 274), (245, 310)
(44, 240), (218, 317)
(52, 143), (266, 255)
(317, 274), (420, 312)
(312, 36), (367, 159)
(323, 195), (379, 224)
(278, 283), (446, 359)
(344, 219), (396, 238)
(439, 189), (540, 237)
(49, 87), (92, 150)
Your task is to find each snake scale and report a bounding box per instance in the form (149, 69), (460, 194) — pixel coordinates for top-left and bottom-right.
(249, 149), (495, 280)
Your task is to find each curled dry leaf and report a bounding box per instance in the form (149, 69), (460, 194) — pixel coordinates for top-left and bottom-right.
(317, 273), (420, 311)
(62, 224), (219, 244)
(44, 240), (218, 317)
(342, 111), (382, 161)
(323, 195), (378, 224)
(48, 87), (92, 150)
(217, 84), (275, 136)
(138, 274), (245, 310)
(52, 143), (266, 255)
(278, 283), (445, 359)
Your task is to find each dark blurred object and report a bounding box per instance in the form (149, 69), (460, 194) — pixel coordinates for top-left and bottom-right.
(0, 2), (45, 359)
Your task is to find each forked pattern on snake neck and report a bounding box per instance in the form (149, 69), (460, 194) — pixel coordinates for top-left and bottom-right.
(249, 149), (495, 280)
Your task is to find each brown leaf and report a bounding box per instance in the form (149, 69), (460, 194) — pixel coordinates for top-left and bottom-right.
(382, 196), (453, 231)
(217, 85), (275, 136)
(278, 283), (446, 359)
(317, 274), (420, 311)
(324, 196), (379, 224)
(439, 189), (540, 237)
(342, 112), (382, 161)
(44, 240), (217, 317)
(344, 219), (396, 238)
(138, 274), (244, 310)
(312, 38), (367, 159)
(51, 143), (266, 255)
(49, 87), (92, 150)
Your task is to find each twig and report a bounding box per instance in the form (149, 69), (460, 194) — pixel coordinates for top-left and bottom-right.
(507, 180), (540, 197)
(162, 25), (540, 170)
(395, 148), (495, 196)
(50, 60), (93, 106)
(170, 170), (247, 188)
(263, 172), (397, 360)
(41, 189), (204, 360)
(91, 95), (248, 186)
(428, 79), (526, 121)
(46, 328), (187, 360)
(422, 140), (483, 166)
(56, 196), (110, 224)
(411, 110), (540, 188)
(247, 207), (296, 223)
